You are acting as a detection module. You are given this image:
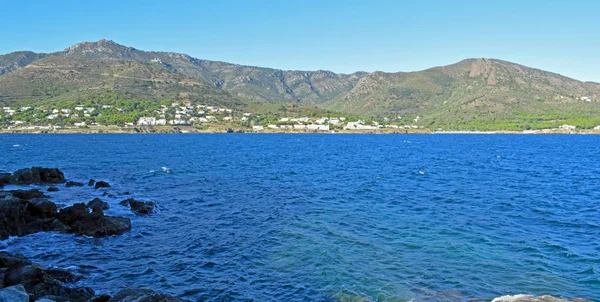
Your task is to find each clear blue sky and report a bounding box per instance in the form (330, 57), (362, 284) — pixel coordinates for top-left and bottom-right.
(1, 0), (598, 82)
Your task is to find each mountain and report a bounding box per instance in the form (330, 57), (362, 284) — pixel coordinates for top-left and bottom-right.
(1, 40), (600, 129)
(325, 58), (600, 126)
(0, 55), (242, 108)
(0, 51), (47, 75)
(54, 40), (366, 104)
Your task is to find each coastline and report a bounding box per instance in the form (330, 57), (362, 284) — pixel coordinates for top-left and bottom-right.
(0, 126), (599, 135)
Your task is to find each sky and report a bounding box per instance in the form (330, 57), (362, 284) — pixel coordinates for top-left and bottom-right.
(1, 0), (599, 82)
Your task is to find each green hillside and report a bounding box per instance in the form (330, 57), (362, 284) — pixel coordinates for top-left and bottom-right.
(325, 59), (600, 129)
(1, 40), (600, 130)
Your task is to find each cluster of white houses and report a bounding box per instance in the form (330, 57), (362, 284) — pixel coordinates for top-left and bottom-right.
(136, 102), (234, 126)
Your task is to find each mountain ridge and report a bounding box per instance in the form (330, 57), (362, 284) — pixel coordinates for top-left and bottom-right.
(1, 39), (599, 129)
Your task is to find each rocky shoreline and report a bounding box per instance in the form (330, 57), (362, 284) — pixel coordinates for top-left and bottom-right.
(0, 167), (591, 301)
(0, 167), (184, 301)
(1, 125), (599, 135)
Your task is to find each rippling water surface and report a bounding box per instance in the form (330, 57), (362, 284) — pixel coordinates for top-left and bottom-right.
(1, 134), (599, 301)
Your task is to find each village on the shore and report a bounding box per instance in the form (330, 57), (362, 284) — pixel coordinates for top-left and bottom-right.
(1, 101), (598, 133)
(0, 101), (427, 132)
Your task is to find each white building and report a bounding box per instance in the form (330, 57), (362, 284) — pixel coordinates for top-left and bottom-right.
(559, 124), (577, 130)
(307, 124), (330, 131)
(169, 119), (186, 125)
(252, 125), (264, 131)
(137, 117), (156, 126)
(315, 118), (327, 125)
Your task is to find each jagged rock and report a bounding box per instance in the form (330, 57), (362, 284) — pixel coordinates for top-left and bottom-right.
(10, 167), (65, 185)
(87, 198), (110, 210)
(119, 198), (155, 214)
(57, 203), (89, 226)
(0, 191), (130, 239)
(0, 172), (11, 187)
(0, 252), (94, 302)
(28, 276), (94, 301)
(0, 196), (55, 240)
(47, 187), (59, 192)
(8, 189), (47, 200)
(0, 284), (29, 302)
(94, 181), (110, 189)
(27, 199), (57, 218)
(108, 288), (190, 302)
(45, 268), (81, 283)
(65, 181), (84, 187)
(4, 264), (45, 288)
(0, 252), (32, 269)
(57, 203), (131, 237)
(492, 295), (591, 302)
(87, 179), (96, 186)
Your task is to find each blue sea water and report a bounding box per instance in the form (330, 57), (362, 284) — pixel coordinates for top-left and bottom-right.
(0, 134), (599, 301)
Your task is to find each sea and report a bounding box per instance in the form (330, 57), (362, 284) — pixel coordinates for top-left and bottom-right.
(1, 134), (599, 301)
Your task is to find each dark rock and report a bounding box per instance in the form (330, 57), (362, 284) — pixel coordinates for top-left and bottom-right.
(27, 199), (57, 219)
(75, 215), (131, 237)
(29, 276), (94, 301)
(102, 192), (116, 198)
(65, 181), (84, 187)
(0, 284), (29, 302)
(57, 203), (131, 237)
(0, 252), (32, 269)
(0, 252), (94, 302)
(10, 167), (65, 185)
(87, 179), (96, 186)
(47, 186), (60, 192)
(57, 203), (89, 226)
(88, 294), (112, 302)
(0, 197), (54, 239)
(87, 198), (110, 211)
(94, 181), (110, 189)
(119, 198), (156, 214)
(0, 267), (5, 288)
(8, 189), (47, 200)
(108, 288), (191, 302)
(0, 172), (11, 187)
(4, 264), (46, 287)
(45, 267), (81, 283)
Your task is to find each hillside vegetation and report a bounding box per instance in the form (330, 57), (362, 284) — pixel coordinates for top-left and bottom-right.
(1, 40), (600, 130)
